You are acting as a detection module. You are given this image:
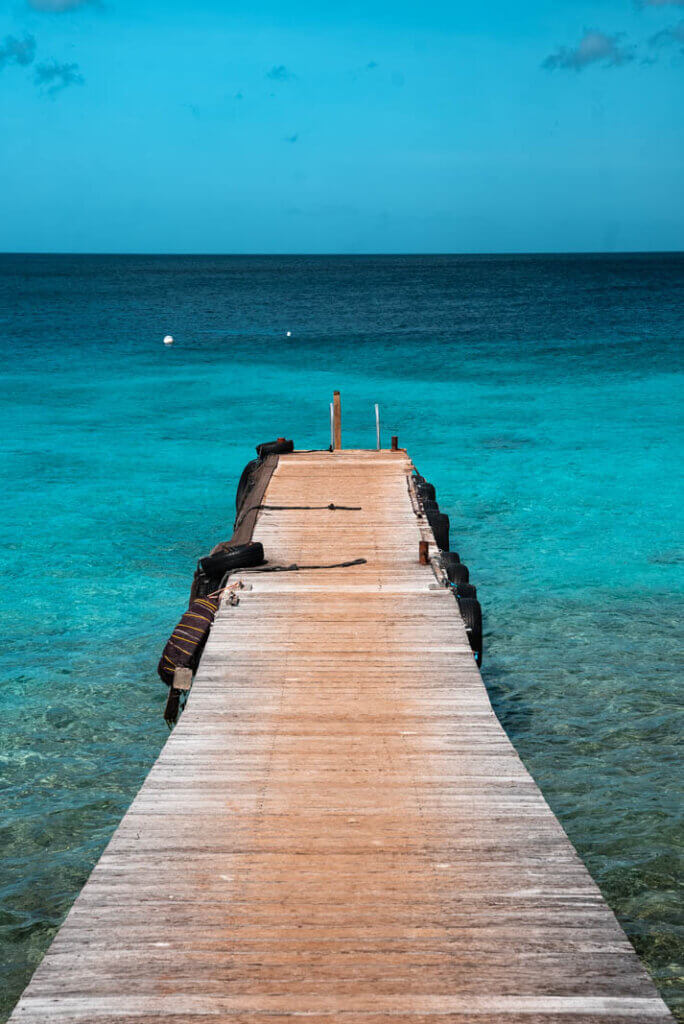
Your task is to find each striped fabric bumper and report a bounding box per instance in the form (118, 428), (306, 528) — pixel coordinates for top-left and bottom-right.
(157, 596), (219, 686)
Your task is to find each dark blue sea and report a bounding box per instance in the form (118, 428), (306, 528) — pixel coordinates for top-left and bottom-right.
(1, 253), (682, 1019)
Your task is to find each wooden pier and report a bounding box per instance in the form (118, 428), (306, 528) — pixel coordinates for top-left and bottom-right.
(9, 447), (673, 1022)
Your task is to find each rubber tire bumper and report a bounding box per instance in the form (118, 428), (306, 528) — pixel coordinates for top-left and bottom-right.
(454, 582), (477, 600)
(458, 597), (483, 666)
(199, 542), (265, 577)
(446, 562), (469, 584)
(190, 570), (213, 604)
(440, 550), (460, 568)
(256, 439), (294, 458)
(416, 482), (436, 502)
(236, 459), (260, 514)
(427, 510), (450, 551)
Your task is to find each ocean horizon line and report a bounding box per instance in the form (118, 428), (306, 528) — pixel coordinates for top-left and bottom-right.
(1, 248), (683, 259)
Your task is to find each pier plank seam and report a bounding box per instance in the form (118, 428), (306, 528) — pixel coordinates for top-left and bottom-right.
(8, 449), (673, 1023)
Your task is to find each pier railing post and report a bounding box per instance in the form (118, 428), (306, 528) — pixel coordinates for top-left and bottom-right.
(333, 391), (342, 450)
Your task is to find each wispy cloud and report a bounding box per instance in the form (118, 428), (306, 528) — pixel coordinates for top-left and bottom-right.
(34, 58), (83, 94)
(543, 30), (635, 70)
(284, 133), (299, 143)
(640, 0), (684, 6)
(649, 19), (684, 46)
(27, 0), (93, 11)
(0, 33), (36, 70)
(266, 64), (295, 81)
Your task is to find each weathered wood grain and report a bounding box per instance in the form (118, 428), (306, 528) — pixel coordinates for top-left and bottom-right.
(8, 449), (673, 1022)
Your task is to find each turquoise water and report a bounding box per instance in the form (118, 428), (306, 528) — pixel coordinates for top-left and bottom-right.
(0, 254), (682, 1019)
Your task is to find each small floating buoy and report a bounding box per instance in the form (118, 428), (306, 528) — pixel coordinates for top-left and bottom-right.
(286, 330), (291, 337)
(163, 335), (174, 346)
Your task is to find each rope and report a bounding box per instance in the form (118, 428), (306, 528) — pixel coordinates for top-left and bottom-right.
(245, 502), (361, 513)
(214, 557), (367, 595)
(234, 501), (361, 531)
(244, 557), (367, 572)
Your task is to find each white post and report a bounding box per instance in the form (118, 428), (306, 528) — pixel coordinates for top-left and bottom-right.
(333, 391), (342, 450)
(375, 403), (380, 450)
(330, 402), (334, 449)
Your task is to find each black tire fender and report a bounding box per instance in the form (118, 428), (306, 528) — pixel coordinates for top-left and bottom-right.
(416, 482), (436, 502)
(199, 542), (265, 578)
(256, 439), (294, 458)
(236, 458), (260, 514)
(446, 562), (469, 584)
(427, 510), (449, 551)
(440, 550), (460, 567)
(457, 597), (483, 666)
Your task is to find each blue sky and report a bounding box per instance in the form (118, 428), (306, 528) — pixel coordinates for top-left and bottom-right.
(0, 0), (682, 253)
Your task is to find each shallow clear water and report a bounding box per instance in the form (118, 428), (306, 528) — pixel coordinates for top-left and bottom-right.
(0, 253), (682, 1019)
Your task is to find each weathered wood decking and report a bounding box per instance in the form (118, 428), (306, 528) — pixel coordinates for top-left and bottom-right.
(9, 449), (673, 1022)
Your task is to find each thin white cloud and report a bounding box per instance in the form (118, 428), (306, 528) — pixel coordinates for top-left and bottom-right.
(27, 0), (93, 10)
(543, 30), (635, 70)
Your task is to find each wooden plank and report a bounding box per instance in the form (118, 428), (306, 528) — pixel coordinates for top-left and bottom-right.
(7, 449), (673, 1023)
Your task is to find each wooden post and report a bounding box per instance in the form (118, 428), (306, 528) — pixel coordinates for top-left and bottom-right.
(163, 687), (180, 725)
(375, 404), (380, 451)
(329, 403), (334, 449)
(164, 667), (193, 725)
(333, 391), (342, 450)
(419, 540), (429, 565)
(391, 435), (398, 451)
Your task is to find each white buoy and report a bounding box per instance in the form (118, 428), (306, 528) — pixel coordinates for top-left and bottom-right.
(163, 335), (174, 346)
(286, 330), (291, 337)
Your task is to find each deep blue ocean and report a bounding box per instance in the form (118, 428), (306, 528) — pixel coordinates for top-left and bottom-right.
(0, 253), (682, 1020)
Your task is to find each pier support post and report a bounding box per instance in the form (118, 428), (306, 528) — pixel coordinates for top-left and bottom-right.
(419, 540), (429, 565)
(333, 391), (342, 450)
(164, 668), (193, 726)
